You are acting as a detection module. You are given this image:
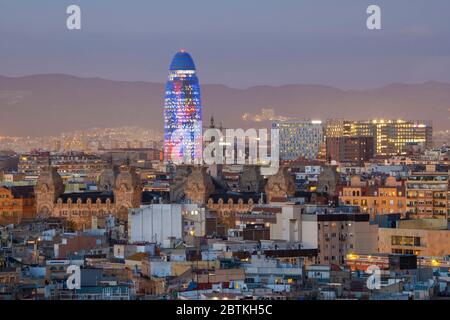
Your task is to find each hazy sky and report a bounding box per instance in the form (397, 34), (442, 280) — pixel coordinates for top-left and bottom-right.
(1, 0), (450, 88)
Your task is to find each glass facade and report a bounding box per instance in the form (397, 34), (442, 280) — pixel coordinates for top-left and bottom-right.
(325, 119), (433, 157)
(163, 50), (202, 163)
(272, 120), (324, 161)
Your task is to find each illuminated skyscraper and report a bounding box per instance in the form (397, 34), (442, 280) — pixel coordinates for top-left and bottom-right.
(163, 50), (202, 163)
(325, 119), (432, 157)
(272, 120), (324, 161)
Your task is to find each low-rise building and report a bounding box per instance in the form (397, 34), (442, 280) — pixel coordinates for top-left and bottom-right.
(128, 203), (206, 244)
(378, 219), (450, 256)
(339, 176), (407, 218)
(303, 211), (378, 265)
(0, 185), (35, 225)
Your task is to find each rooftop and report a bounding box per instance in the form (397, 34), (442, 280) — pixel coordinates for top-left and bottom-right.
(169, 50), (196, 71)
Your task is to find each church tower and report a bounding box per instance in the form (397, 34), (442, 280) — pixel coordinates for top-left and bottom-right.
(265, 166), (295, 203)
(97, 165), (120, 192)
(239, 165), (264, 193)
(35, 166), (64, 218)
(113, 166), (142, 221)
(185, 166), (215, 205)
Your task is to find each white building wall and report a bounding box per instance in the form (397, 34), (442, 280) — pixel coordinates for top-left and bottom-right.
(151, 260), (172, 277)
(301, 219), (318, 249)
(129, 204), (183, 244)
(270, 205), (302, 241)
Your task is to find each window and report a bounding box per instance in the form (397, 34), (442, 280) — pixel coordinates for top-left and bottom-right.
(403, 236), (414, 246)
(391, 235), (420, 246)
(392, 236), (402, 245)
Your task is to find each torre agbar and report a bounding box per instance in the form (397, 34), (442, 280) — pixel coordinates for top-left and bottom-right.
(163, 50), (203, 163)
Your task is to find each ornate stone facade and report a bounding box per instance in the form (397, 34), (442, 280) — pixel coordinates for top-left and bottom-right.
(35, 165), (142, 229)
(317, 165), (340, 196)
(113, 166), (143, 221)
(265, 166), (295, 203)
(206, 197), (256, 215)
(169, 165), (191, 203)
(35, 166), (64, 218)
(0, 186), (35, 225)
(184, 166), (215, 205)
(97, 165), (120, 192)
(239, 165), (264, 193)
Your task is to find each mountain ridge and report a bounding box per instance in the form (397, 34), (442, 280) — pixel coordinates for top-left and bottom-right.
(0, 74), (449, 136)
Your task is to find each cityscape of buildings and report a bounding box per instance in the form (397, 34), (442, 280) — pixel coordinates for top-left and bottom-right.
(0, 126), (163, 154)
(0, 48), (449, 303)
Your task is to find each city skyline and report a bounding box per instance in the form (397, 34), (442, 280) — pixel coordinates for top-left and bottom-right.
(1, 1), (450, 305)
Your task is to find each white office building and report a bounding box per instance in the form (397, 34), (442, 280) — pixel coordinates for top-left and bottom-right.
(272, 120), (324, 160)
(128, 203), (206, 245)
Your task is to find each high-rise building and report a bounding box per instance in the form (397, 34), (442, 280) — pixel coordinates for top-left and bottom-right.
(326, 136), (374, 164)
(272, 120), (324, 161)
(324, 119), (353, 138)
(163, 50), (203, 163)
(406, 165), (449, 220)
(325, 119), (432, 157)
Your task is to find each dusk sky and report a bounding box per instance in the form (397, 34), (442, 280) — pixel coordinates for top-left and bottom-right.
(1, 0), (450, 88)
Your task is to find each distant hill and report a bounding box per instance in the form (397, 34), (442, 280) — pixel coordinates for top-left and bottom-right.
(0, 74), (449, 136)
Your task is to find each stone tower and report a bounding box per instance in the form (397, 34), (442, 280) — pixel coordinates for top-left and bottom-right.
(35, 166), (64, 218)
(239, 165), (264, 193)
(265, 166), (295, 203)
(169, 165), (191, 203)
(185, 166), (215, 205)
(317, 165), (340, 196)
(97, 165), (120, 192)
(113, 166), (142, 221)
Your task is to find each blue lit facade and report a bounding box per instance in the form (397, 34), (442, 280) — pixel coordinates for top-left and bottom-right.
(163, 50), (203, 163)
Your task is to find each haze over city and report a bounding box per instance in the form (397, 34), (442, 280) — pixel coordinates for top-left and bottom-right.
(1, 0), (450, 307)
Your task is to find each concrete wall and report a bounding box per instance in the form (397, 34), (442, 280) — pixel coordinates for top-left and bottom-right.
(270, 205), (302, 241)
(397, 219), (447, 230)
(352, 222), (379, 255)
(379, 227), (450, 256)
(129, 204), (182, 244)
(301, 215), (318, 249)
